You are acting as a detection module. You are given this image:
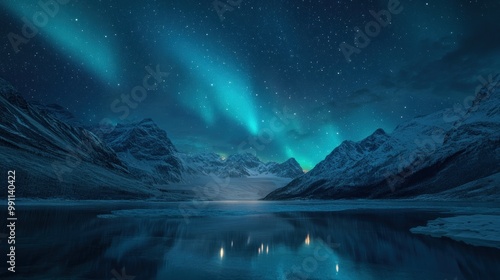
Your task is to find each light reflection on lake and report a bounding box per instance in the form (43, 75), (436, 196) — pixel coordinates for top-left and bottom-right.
(2, 201), (500, 279)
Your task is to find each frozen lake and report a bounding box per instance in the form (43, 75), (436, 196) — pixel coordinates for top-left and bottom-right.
(2, 200), (500, 279)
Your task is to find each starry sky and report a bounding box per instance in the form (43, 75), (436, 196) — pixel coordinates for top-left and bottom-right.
(1, 0), (499, 170)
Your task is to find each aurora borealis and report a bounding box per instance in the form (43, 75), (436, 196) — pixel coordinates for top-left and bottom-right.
(1, 0), (499, 170)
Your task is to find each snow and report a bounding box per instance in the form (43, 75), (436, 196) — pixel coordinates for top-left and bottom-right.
(415, 172), (500, 201)
(178, 152), (304, 180)
(0, 81), (304, 200)
(0, 86), (125, 171)
(265, 75), (500, 200)
(2, 74), (498, 203)
(99, 119), (303, 186)
(166, 175), (292, 200)
(410, 214), (500, 249)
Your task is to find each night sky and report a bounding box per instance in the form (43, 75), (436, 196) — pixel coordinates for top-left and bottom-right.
(1, 0), (499, 170)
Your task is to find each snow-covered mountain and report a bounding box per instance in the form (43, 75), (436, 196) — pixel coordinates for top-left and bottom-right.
(97, 119), (304, 183)
(179, 152), (304, 179)
(100, 118), (184, 184)
(266, 158), (304, 178)
(0, 78), (160, 199)
(178, 152), (225, 175)
(32, 101), (304, 183)
(32, 102), (83, 128)
(0, 77), (303, 199)
(265, 75), (500, 200)
(0, 78), (124, 171)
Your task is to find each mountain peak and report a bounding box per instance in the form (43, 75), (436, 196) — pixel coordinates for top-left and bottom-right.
(265, 85), (500, 200)
(102, 118), (178, 158)
(267, 157), (304, 178)
(282, 157), (300, 167)
(373, 128), (387, 135)
(227, 152), (260, 162)
(139, 118), (155, 125)
(116, 118), (158, 129)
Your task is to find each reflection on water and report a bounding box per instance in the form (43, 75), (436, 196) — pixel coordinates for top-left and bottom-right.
(1, 201), (500, 279)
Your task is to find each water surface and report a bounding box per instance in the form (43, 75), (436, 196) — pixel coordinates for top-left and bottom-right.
(2, 200), (500, 279)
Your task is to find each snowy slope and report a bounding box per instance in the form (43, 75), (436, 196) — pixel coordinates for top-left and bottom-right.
(267, 158), (304, 178)
(178, 152), (304, 179)
(100, 119), (184, 184)
(265, 75), (500, 200)
(32, 102), (83, 128)
(99, 119), (304, 185)
(0, 78), (125, 171)
(177, 152), (225, 176)
(0, 78), (163, 199)
(415, 172), (500, 201)
(0, 77), (303, 199)
(166, 175), (292, 200)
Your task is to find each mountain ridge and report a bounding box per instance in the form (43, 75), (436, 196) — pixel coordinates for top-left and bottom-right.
(0, 77), (303, 199)
(265, 75), (500, 200)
